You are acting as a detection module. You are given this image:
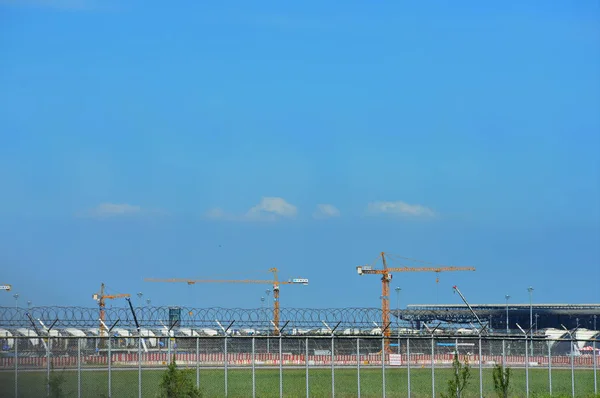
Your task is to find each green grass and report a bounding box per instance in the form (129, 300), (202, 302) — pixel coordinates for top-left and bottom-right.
(0, 367), (598, 397)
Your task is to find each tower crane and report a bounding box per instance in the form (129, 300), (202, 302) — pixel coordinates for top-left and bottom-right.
(356, 252), (476, 351)
(92, 283), (130, 337)
(145, 268), (308, 335)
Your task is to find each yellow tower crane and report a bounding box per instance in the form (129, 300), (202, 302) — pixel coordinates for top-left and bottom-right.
(145, 268), (308, 335)
(356, 252), (476, 351)
(92, 283), (131, 337)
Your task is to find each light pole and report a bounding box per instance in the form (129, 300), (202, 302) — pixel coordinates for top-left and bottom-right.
(395, 287), (401, 353)
(505, 295), (511, 334)
(265, 289), (272, 353)
(528, 286), (534, 354)
(137, 292), (143, 305)
(27, 300), (32, 309)
(13, 293), (19, 309)
(535, 313), (539, 332)
(146, 299), (151, 306)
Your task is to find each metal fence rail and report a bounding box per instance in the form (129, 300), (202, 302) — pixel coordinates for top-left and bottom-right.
(0, 335), (597, 397)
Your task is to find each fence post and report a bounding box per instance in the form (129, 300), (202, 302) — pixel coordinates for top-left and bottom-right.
(77, 338), (81, 398)
(547, 339), (552, 396)
(570, 337), (575, 398)
(478, 335), (483, 398)
(502, 339), (505, 371)
(331, 335), (335, 398)
(252, 337), (256, 398)
(381, 337), (386, 398)
(356, 338), (361, 398)
(525, 336), (529, 398)
(108, 337), (112, 398)
(196, 337), (200, 389)
(138, 335), (142, 398)
(14, 336), (18, 398)
(407, 337), (411, 398)
(279, 335), (283, 398)
(46, 336), (51, 398)
(594, 334), (597, 396)
(305, 337), (309, 398)
(593, 334), (597, 396)
(224, 336), (228, 397)
(431, 336), (435, 397)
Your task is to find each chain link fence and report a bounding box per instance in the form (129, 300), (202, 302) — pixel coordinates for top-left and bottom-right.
(0, 335), (598, 397)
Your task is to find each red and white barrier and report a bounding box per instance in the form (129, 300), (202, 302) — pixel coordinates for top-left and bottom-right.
(1, 353), (597, 369)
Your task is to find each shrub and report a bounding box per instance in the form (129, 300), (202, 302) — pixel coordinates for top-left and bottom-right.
(48, 364), (66, 398)
(441, 353), (471, 398)
(492, 363), (511, 398)
(158, 355), (201, 398)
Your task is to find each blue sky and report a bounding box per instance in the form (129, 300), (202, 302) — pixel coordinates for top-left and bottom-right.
(0, 1), (598, 311)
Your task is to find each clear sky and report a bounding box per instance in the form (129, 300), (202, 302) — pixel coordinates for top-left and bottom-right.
(0, 1), (598, 312)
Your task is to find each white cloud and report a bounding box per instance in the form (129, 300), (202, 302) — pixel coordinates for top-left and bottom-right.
(206, 197), (298, 222)
(78, 203), (143, 218)
(367, 201), (435, 217)
(313, 204), (340, 219)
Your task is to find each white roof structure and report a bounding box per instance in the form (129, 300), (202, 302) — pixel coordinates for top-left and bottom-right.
(63, 328), (86, 337)
(14, 328), (40, 346)
(0, 328), (14, 348)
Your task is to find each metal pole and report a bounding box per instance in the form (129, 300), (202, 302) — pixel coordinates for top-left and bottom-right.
(525, 335), (529, 398)
(357, 338), (361, 398)
(593, 314), (598, 396)
(331, 336), (335, 397)
(382, 337), (386, 398)
(528, 286), (534, 355)
(407, 337), (411, 398)
(279, 336), (283, 398)
(14, 336), (18, 398)
(505, 295), (510, 334)
(502, 339), (506, 371)
(306, 337), (310, 398)
(138, 335), (142, 398)
(570, 336), (575, 398)
(431, 336), (435, 398)
(196, 337), (200, 389)
(47, 336), (51, 398)
(224, 337), (228, 397)
(548, 338), (552, 396)
(252, 337), (256, 398)
(167, 334), (171, 362)
(478, 335), (483, 398)
(108, 337), (112, 398)
(593, 329), (597, 396)
(77, 338), (81, 398)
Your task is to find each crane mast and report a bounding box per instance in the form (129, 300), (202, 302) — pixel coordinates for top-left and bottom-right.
(92, 283), (130, 337)
(357, 252), (476, 351)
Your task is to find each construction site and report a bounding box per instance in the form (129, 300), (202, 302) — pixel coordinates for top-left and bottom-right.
(1, 252), (599, 398)
(1, 252), (599, 353)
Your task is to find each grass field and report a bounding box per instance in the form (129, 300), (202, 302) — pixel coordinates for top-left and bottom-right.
(0, 367), (598, 397)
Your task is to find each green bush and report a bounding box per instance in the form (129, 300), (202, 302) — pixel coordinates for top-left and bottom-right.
(492, 363), (511, 398)
(158, 355), (202, 398)
(48, 364), (66, 398)
(440, 353), (471, 398)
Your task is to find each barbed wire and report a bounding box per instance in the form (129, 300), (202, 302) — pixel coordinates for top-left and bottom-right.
(0, 306), (481, 331)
